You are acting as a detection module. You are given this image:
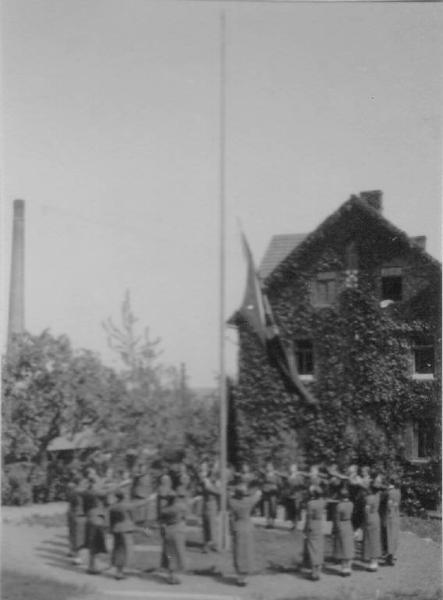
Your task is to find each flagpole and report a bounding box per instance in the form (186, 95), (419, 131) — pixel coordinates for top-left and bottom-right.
(218, 9), (228, 552)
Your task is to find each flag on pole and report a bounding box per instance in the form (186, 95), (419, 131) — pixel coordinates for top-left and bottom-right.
(239, 233), (318, 407)
(239, 232), (267, 345)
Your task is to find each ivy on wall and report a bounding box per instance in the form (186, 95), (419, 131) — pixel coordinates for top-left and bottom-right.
(233, 204), (441, 481)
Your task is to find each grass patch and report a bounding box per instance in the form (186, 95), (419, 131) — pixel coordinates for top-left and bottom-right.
(1, 570), (90, 600)
(20, 513), (68, 528)
(401, 515), (442, 544)
(277, 592), (442, 600)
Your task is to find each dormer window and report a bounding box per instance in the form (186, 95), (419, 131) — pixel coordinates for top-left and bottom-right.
(381, 267), (402, 302)
(311, 272), (337, 306)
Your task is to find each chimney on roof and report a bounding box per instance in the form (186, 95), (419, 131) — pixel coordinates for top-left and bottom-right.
(360, 190), (383, 213)
(410, 235), (427, 251)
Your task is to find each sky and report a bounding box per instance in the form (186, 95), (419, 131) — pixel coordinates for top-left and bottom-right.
(1, 0), (442, 387)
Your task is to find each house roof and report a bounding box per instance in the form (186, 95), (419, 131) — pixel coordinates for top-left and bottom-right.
(264, 193), (440, 289)
(229, 191), (440, 326)
(259, 233), (308, 279)
(47, 428), (99, 452)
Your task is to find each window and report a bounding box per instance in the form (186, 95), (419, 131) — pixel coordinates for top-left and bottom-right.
(381, 267), (402, 302)
(415, 423), (430, 460)
(413, 341), (434, 379)
(405, 422), (432, 461)
(311, 272), (337, 306)
(295, 340), (314, 376)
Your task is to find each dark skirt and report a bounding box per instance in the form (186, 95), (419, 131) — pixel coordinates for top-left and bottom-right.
(161, 524), (187, 572)
(67, 511), (86, 551)
(112, 532), (133, 569)
(363, 514), (381, 560)
(86, 517), (108, 554)
(202, 501), (218, 544)
(333, 521), (354, 561)
(232, 522), (254, 575)
(382, 515), (400, 556)
(132, 503), (149, 526)
(285, 497), (302, 522)
(352, 492), (366, 530)
(262, 492), (278, 520)
(305, 521), (324, 567)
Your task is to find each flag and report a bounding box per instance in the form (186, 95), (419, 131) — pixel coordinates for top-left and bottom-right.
(239, 232), (318, 407)
(263, 294), (318, 406)
(239, 233), (267, 345)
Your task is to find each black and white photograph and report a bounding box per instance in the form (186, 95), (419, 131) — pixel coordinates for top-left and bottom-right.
(1, 1), (442, 599)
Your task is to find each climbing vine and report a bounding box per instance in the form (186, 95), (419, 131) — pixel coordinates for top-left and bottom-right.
(232, 203), (441, 498)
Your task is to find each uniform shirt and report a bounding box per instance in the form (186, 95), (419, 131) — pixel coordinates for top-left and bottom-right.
(262, 472), (280, 494)
(160, 500), (188, 527)
(109, 500), (136, 533)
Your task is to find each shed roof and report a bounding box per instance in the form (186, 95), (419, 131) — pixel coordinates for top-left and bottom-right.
(259, 233), (308, 279)
(47, 428), (98, 452)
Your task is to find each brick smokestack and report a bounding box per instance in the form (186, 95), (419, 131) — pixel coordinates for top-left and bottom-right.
(8, 199), (25, 342)
(360, 190), (383, 213)
(410, 236), (426, 251)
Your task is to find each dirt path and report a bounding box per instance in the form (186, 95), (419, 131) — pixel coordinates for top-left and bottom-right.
(1, 506), (441, 600)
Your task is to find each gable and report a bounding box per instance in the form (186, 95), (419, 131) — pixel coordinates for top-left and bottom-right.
(263, 194), (440, 292)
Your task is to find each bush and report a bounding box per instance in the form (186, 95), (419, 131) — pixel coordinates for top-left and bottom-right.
(400, 458), (442, 516)
(2, 463), (33, 506)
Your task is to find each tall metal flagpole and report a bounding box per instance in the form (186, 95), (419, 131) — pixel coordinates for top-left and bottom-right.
(218, 9), (228, 552)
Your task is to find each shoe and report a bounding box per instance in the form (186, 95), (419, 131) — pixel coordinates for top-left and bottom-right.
(72, 557), (82, 566)
(236, 578), (247, 587)
(114, 573), (126, 580)
(168, 575), (181, 585)
(87, 569), (100, 575)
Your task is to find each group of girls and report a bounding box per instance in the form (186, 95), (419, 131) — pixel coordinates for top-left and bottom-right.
(64, 458), (401, 586)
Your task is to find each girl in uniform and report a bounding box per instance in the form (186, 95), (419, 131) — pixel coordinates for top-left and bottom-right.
(66, 474), (86, 565)
(381, 476), (401, 566)
(228, 481), (262, 587)
(304, 485), (325, 581)
(159, 487), (188, 584)
(333, 485), (354, 576)
(362, 480), (381, 572)
(200, 469), (220, 552)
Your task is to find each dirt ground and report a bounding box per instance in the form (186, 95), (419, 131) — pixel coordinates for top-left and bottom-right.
(1, 503), (441, 600)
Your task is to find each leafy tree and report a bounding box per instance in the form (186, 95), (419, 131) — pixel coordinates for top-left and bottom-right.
(102, 291), (185, 456)
(2, 330), (118, 467)
(102, 291), (221, 465)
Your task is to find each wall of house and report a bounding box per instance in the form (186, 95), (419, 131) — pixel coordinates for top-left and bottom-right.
(234, 205), (441, 470)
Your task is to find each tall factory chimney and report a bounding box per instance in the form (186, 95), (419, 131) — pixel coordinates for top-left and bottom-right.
(8, 199), (25, 342)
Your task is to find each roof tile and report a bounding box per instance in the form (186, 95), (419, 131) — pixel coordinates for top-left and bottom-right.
(259, 233), (308, 279)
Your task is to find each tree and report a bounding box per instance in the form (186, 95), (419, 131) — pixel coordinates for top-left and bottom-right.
(102, 291), (184, 455)
(102, 292), (222, 465)
(2, 330), (117, 467)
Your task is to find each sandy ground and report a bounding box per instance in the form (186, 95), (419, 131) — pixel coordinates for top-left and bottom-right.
(1, 503), (441, 600)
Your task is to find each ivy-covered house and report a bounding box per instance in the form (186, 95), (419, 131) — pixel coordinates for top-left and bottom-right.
(230, 191), (441, 476)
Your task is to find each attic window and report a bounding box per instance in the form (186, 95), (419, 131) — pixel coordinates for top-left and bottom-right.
(311, 272), (337, 306)
(381, 267), (402, 302)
